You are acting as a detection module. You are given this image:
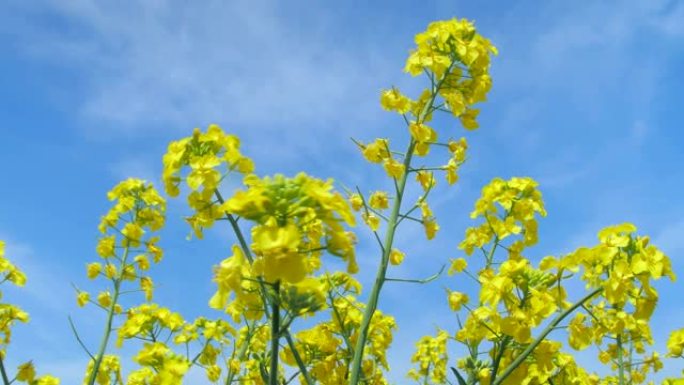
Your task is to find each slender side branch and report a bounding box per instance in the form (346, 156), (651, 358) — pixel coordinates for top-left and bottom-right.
(283, 333), (315, 385)
(224, 320), (255, 385)
(69, 316), (95, 360)
(269, 282), (280, 385)
(385, 264), (445, 284)
(0, 356), (11, 385)
(492, 288), (602, 385)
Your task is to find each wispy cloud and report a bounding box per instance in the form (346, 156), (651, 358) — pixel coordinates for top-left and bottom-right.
(492, 0), (681, 142)
(5, 0), (398, 144)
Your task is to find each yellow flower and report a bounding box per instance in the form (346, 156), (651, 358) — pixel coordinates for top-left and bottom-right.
(667, 328), (684, 357)
(448, 258), (467, 275)
(598, 349), (612, 364)
(567, 313), (592, 350)
(448, 291), (468, 311)
(369, 191), (389, 210)
(423, 218), (439, 240)
(479, 272), (513, 306)
(448, 137), (468, 162)
(459, 108), (479, 130)
(77, 291), (90, 307)
(209, 245), (256, 313)
(408, 121), (437, 143)
(361, 138), (390, 163)
(445, 159), (459, 185)
(97, 291), (112, 308)
(362, 213), (381, 231)
(104, 263), (117, 279)
(86, 263), (101, 279)
(135, 254), (150, 271)
(404, 18), (496, 130)
(252, 221), (301, 254)
(598, 222), (636, 247)
(408, 331), (449, 383)
(147, 239), (163, 263)
(478, 367), (491, 385)
(187, 155), (222, 191)
(389, 249), (405, 265)
(163, 124), (253, 199)
(415, 171), (435, 191)
(122, 264), (136, 280)
(206, 365), (221, 382)
(141, 277), (154, 302)
(121, 223), (145, 246)
(349, 193), (364, 211)
(17, 362), (36, 382)
(380, 88), (411, 114)
(96, 236), (116, 258)
(135, 342), (170, 366)
(383, 158), (405, 179)
(35, 376), (60, 385)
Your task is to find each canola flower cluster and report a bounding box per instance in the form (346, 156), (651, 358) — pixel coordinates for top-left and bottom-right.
(162, 125), (254, 238)
(412, 177), (683, 385)
(2, 16), (682, 385)
(0, 242), (59, 385)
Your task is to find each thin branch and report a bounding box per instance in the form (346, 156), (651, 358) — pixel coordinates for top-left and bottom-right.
(493, 288), (603, 385)
(68, 316), (95, 360)
(386, 265), (445, 284)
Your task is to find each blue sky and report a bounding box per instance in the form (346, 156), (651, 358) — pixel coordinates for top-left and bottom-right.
(1, 0), (683, 383)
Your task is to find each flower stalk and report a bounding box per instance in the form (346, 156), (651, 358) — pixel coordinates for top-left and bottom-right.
(86, 245), (130, 385)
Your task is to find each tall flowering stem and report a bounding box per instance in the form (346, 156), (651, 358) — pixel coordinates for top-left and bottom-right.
(78, 179), (166, 385)
(349, 64), (454, 385)
(348, 139), (415, 385)
(86, 246), (130, 385)
(0, 357), (10, 385)
(349, 18), (497, 385)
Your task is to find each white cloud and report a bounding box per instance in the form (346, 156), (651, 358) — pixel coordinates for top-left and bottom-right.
(7, 0), (399, 147)
(494, 1), (679, 129)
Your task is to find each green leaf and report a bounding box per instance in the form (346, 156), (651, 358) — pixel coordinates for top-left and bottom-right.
(451, 367), (468, 385)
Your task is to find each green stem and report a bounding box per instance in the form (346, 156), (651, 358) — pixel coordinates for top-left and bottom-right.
(269, 282), (281, 385)
(283, 333), (315, 385)
(224, 321), (255, 385)
(617, 335), (625, 385)
(348, 63), (456, 385)
(490, 336), (511, 383)
(492, 288), (602, 385)
(485, 236), (499, 267)
(86, 245), (131, 385)
(327, 289), (354, 358)
(348, 139), (415, 385)
(0, 357), (11, 385)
